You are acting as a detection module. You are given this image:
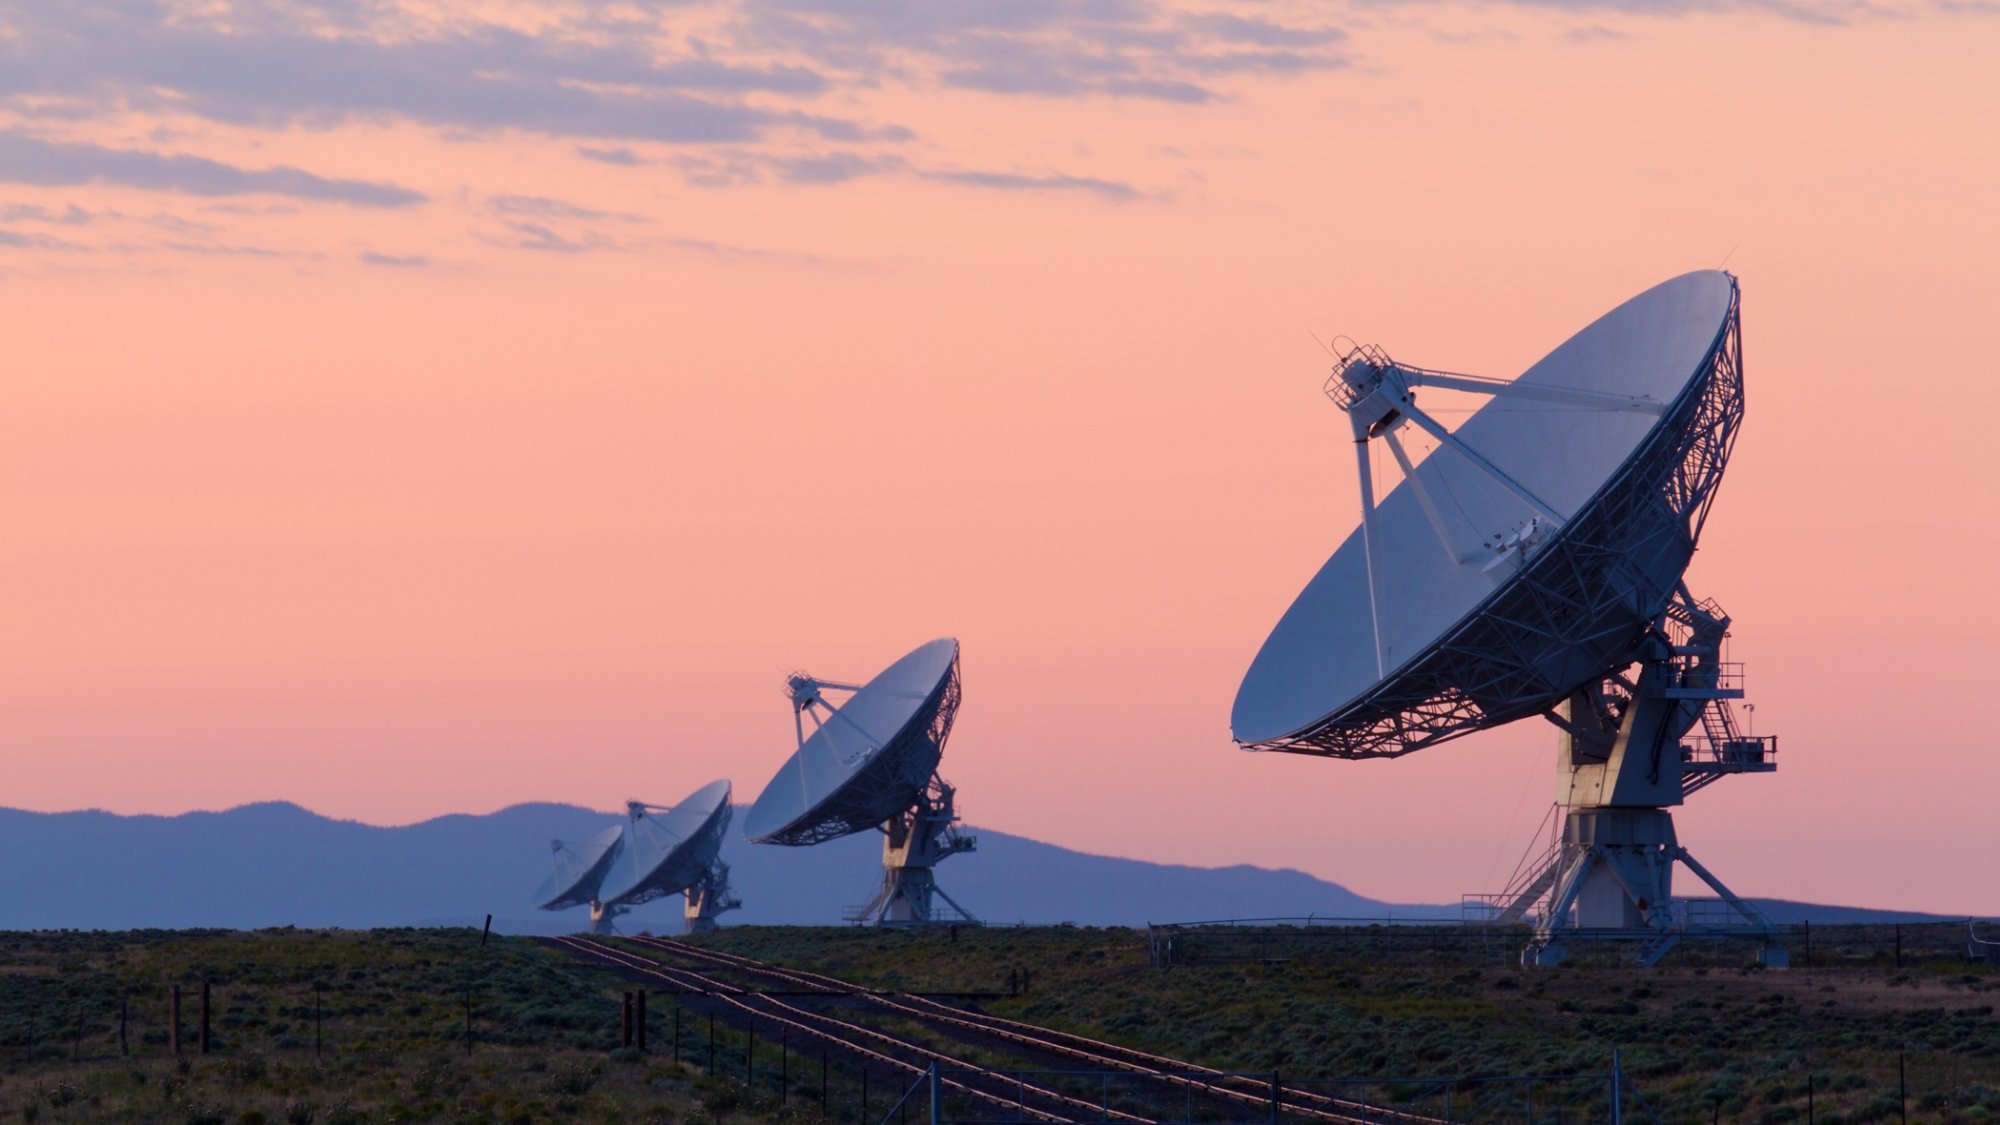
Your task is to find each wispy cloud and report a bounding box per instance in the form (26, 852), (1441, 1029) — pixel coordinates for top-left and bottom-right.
(0, 2), (879, 145)
(0, 132), (425, 207)
(361, 250), (431, 268)
(163, 241), (300, 257)
(1358, 0), (1888, 26)
(0, 202), (101, 225)
(676, 148), (1149, 200)
(1179, 13), (1349, 48)
(0, 227), (88, 251)
(739, 0), (1351, 104)
(480, 221), (621, 254)
(919, 167), (1145, 201)
(576, 146), (645, 166)
(487, 194), (649, 224)
(0, 0), (1352, 149)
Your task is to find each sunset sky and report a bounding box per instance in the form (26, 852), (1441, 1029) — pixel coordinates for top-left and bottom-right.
(4, 0), (1996, 913)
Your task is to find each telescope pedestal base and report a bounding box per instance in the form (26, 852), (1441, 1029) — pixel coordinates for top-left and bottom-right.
(588, 900), (626, 936)
(683, 861), (741, 935)
(848, 777), (978, 926)
(1520, 807), (1780, 969)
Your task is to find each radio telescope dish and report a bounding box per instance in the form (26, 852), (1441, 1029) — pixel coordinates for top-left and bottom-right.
(534, 825), (625, 912)
(1235, 270), (1740, 754)
(601, 779), (742, 934)
(745, 637), (977, 926)
(1234, 271), (1789, 967)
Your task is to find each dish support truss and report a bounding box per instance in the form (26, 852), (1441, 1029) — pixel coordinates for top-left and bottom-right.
(1249, 280), (1744, 759)
(846, 775), (979, 927)
(1467, 592), (1787, 967)
(684, 860), (741, 935)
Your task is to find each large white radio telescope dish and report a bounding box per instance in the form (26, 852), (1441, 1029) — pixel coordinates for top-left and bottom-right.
(1234, 270), (1741, 756)
(599, 779), (735, 906)
(745, 637), (977, 926)
(745, 637), (961, 847)
(1232, 270), (1790, 968)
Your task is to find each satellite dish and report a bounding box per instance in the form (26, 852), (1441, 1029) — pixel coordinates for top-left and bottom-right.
(601, 779), (742, 935)
(1235, 271), (1789, 968)
(745, 637), (978, 926)
(531, 781), (741, 936)
(533, 825), (625, 912)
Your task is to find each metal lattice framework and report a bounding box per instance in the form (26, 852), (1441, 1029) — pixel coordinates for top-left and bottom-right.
(761, 654), (963, 846)
(1246, 283), (1744, 759)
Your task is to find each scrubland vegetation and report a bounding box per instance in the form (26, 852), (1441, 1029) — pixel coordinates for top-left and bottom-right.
(694, 924), (2000, 1125)
(2, 924), (1994, 1124)
(0, 929), (751, 1124)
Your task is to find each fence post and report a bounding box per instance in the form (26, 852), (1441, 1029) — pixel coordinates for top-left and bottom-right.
(1899, 1053), (1907, 1125)
(929, 1060), (942, 1125)
(119, 996), (129, 1057)
(636, 992), (647, 1052)
(199, 982), (211, 1055)
(171, 985), (182, 1056)
(1271, 1071), (1281, 1125)
(1610, 1051), (1623, 1125)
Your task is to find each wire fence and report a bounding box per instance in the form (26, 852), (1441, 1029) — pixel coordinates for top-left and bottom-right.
(1145, 918), (2000, 971)
(883, 1061), (1657, 1125)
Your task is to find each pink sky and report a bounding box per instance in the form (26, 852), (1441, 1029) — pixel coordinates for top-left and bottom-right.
(3, 0), (1996, 913)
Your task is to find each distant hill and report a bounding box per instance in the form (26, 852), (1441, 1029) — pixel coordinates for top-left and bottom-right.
(0, 802), (1429, 933)
(0, 803), (1972, 932)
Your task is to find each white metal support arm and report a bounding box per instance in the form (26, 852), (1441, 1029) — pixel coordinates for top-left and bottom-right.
(1350, 423), (1388, 679)
(1398, 400), (1568, 527)
(1408, 369), (1668, 415)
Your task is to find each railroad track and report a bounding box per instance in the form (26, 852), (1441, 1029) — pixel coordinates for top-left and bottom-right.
(554, 935), (1139, 1124)
(598, 934), (1447, 1125)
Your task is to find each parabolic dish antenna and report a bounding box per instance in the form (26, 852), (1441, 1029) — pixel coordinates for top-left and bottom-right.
(745, 637), (978, 926)
(600, 779), (742, 934)
(531, 780), (741, 936)
(1234, 270), (1789, 968)
(533, 824), (625, 913)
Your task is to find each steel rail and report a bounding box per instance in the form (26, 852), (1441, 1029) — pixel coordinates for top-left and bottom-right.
(616, 936), (1445, 1125)
(556, 936), (1149, 1125)
(557, 937), (1082, 1121)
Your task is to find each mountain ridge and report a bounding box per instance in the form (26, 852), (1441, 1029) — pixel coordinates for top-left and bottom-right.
(0, 803), (1972, 932)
